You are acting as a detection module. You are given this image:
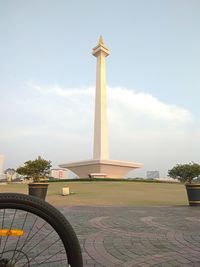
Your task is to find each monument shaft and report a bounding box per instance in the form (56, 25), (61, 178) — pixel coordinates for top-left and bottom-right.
(93, 37), (109, 160)
(59, 37), (143, 178)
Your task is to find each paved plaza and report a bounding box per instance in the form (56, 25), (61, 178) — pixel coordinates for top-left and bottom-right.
(60, 205), (200, 267)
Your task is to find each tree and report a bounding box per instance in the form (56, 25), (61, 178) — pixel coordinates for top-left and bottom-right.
(4, 168), (15, 183)
(16, 156), (52, 182)
(168, 162), (200, 184)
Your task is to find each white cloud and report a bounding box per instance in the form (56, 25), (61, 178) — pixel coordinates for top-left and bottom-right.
(29, 83), (192, 124)
(29, 83), (93, 97)
(1, 83), (198, 176)
(107, 86), (192, 124)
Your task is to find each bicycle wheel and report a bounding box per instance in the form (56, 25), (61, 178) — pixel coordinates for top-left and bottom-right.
(0, 193), (83, 267)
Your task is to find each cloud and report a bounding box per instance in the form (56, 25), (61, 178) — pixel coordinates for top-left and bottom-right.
(29, 83), (192, 124)
(27, 82), (193, 133)
(29, 83), (93, 97)
(107, 86), (192, 124)
(0, 83), (197, 176)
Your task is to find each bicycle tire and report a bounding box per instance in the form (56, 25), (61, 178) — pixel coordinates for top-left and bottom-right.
(0, 193), (83, 267)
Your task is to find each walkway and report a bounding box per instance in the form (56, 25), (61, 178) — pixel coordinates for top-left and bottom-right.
(60, 205), (200, 267)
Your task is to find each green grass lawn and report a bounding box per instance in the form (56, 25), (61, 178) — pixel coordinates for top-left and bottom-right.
(0, 181), (188, 207)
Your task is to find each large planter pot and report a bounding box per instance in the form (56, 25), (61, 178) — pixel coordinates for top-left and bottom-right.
(28, 183), (49, 200)
(185, 183), (200, 206)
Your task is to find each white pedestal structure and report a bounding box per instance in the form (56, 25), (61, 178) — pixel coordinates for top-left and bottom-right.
(60, 159), (142, 179)
(60, 37), (143, 178)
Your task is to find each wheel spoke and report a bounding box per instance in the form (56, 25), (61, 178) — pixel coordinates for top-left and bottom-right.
(0, 193), (83, 266)
(13, 215), (39, 263)
(1, 209), (17, 257)
(10, 211), (28, 264)
(14, 221), (51, 264)
(32, 249), (67, 266)
(0, 209), (5, 250)
(22, 240), (65, 267)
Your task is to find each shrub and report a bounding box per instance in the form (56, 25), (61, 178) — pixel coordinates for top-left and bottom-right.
(16, 156), (52, 183)
(168, 162), (200, 184)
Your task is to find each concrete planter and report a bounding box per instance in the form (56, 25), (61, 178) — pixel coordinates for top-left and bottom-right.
(185, 183), (200, 206)
(62, 187), (70, 196)
(28, 183), (49, 200)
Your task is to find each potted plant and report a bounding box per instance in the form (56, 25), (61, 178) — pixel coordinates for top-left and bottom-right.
(16, 156), (52, 200)
(168, 162), (200, 206)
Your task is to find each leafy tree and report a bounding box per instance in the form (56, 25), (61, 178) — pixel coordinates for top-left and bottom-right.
(168, 162), (200, 184)
(16, 156), (52, 182)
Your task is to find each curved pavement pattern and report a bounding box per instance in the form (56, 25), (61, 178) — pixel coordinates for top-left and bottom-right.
(60, 206), (200, 267)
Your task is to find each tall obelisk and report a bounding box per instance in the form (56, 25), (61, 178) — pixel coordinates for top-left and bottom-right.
(92, 36), (109, 160)
(60, 37), (143, 178)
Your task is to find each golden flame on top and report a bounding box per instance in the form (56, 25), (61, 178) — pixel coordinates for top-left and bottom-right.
(98, 35), (104, 45)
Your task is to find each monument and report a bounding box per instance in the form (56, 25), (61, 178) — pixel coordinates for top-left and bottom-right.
(60, 37), (143, 178)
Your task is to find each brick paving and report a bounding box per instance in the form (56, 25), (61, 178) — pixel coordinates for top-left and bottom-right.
(60, 205), (200, 267)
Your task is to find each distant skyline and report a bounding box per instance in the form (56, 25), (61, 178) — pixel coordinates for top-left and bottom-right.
(0, 0), (200, 177)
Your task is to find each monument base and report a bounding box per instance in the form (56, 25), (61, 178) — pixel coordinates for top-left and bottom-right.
(59, 159), (143, 179)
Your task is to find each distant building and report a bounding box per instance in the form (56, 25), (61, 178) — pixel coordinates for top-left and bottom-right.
(50, 168), (69, 179)
(0, 155), (4, 173)
(4, 168), (16, 182)
(0, 155), (5, 180)
(146, 171), (160, 179)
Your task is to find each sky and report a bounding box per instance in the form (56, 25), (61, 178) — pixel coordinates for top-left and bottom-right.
(0, 0), (200, 178)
